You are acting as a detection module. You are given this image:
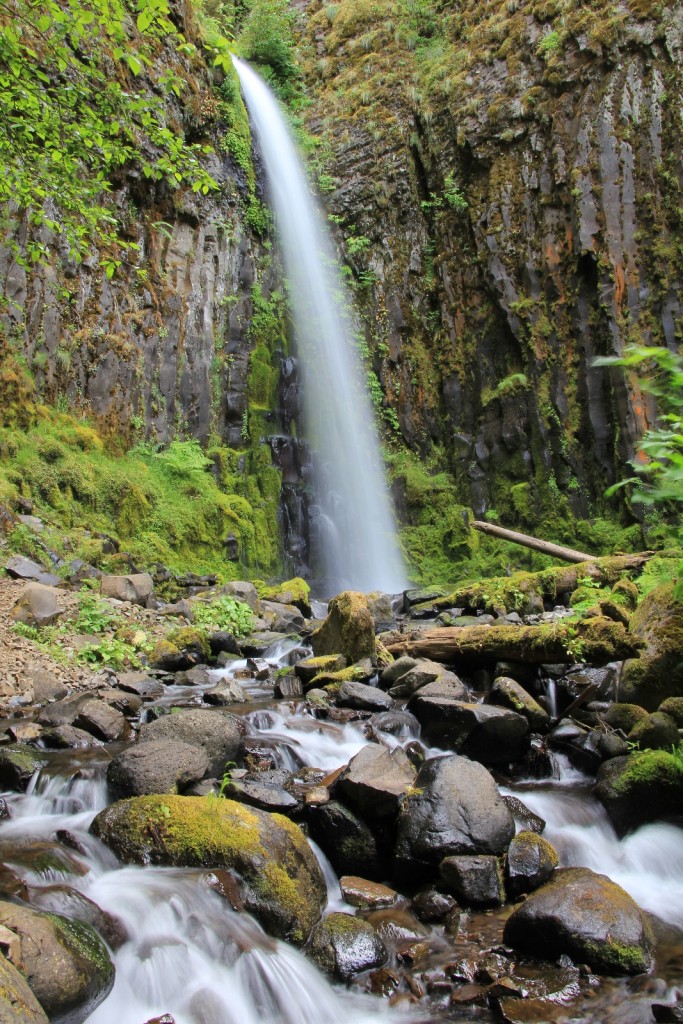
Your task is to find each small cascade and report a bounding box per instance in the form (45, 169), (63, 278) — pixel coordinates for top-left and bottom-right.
(233, 57), (407, 596)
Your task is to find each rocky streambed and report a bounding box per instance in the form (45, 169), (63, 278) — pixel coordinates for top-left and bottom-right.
(0, 574), (682, 1024)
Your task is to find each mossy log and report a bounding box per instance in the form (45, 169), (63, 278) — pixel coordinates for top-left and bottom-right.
(385, 616), (644, 667)
(434, 552), (656, 616)
(471, 521), (596, 562)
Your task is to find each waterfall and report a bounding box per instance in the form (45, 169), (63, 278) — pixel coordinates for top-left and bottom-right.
(233, 57), (407, 597)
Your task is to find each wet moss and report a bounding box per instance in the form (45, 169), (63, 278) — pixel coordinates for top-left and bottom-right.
(621, 583), (683, 709)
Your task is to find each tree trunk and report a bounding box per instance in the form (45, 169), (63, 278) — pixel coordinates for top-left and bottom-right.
(471, 521), (597, 562)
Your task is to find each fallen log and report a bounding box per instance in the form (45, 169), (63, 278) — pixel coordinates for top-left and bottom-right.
(385, 616), (644, 667)
(471, 521), (597, 563)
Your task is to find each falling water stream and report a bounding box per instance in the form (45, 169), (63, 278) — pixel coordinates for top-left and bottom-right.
(2, 646), (683, 1024)
(232, 57), (407, 597)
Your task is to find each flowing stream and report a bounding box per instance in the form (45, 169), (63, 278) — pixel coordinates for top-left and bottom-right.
(232, 57), (407, 597)
(2, 649), (683, 1024)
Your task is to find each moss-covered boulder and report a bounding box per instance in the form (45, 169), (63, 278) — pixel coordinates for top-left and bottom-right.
(310, 591), (376, 663)
(0, 746), (47, 792)
(659, 696), (683, 727)
(503, 867), (654, 975)
(0, 900), (114, 1022)
(151, 627), (211, 671)
(90, 795), (326, 944)
(603, 703), (648, 734)
(307, 912), (388, 980)
(0, 952), (49, 1024)
(628, 711), (679, 751)
(621, 583), (683, 710)
(594, 751), (683, 836)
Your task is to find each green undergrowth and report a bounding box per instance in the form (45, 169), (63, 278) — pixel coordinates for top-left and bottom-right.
(0, 404), (282, 580)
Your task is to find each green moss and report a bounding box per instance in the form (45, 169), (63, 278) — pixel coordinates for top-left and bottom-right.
(166, 627), (211, 661)
(612, 749), (683, 793)
(46, 915), (114, 979)
(604, 703), (648, 733)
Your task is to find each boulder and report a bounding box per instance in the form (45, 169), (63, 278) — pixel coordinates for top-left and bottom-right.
(335, 744), (416, 818)
(0, 747), (48, 791)
(260, 600), (305, 633)
(505, 830), (559, 897)
(411, 698), (528, 764)
(337, 681), (394, 712)
(379, 656), (419, 688)
(0, 900), (114, 1021)
(139, 708), (242, 777)
(486, 677), (549, 732)
(107, 740), (210, 798)
(621, 583), (683, 709)
(115, 672), (165, 700)
(219, 581), (260, 613)
(395, 754), (515, 874)
(310, 591), (376, 663)
(603, 702), (648, 733)
(308, 912), (388, 980)
(90, 795), (325, 944)
(4, 556), (61, 587)
(628, 711), (679, 751)
(100, 573), (154, 605)
(339, 876), (398, 909)
(0, 952), (49, 1024)
(221, 778), (300, 814)
(439, 854), (505, 906)
(203, 679), (248, 705)
(74, 698), (131, 742)
(295, 654), (347, 687)
(25, 669), (68, 704)
(42, 726), (103, 750)
(594, 751), (683, 836)
(386, 660), (448, 697)
(10, 583), (62, 628)
(308, 800), (382, 879)
(503, 866), (654, 974)
(659, 696), (683, 727)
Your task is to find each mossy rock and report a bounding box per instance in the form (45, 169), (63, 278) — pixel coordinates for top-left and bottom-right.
(307, 912), (388, 980)
(628, 711), (679, 751)
(658, 696), (683, 727)
(594, 750), (683, 836)
(295, 654), (347, 689)
(603, 703), (648, 734)
(258, 577), (311, 616)
(152, 627), (211, 670)
(611, 578), (639, 610)
(505, 830), (559, 898)
(620, 583), (683, 710)
(0, 951), (49, 1023)
(0, 747), (48, 792)
(310, 591), (376, 663)
(503, 867), (654, 975)
(0, 901), (114, 1021)
(90, 795), (326, 944)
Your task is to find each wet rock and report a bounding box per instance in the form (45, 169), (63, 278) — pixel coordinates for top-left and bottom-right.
(308, 912), (388, 980)
(503, 866), (654, 974)
(91, 795), (326, 944)
(652, 1004), (683, 1023)
(4, 556), (61, 587)
(486, 677), (549, 731)
(603, 702), (648, 734)
(274, 674), (303, 698)
(410, 887), (458, 922)
(439, 854), (505, 906)
(310, 591), (376, 663)
(362, 906), (428, 945)
(115, 672), (165, 700)
(207, 631), (240, 658)
(5, 722), (42, 744)
(139, 708), (242, 776)
(411, 698), (528, 764)
(174, 666), (212, 686)
(10, 582), (63, 628)
(203, 679), (249, 705)
(339, 876), (398, 909)
(0, 747), (47, 791)
(395, 754), (515, 874)
(621, 583), (683, 709)
(107, 739), (210, 797)
(308, 800), (382, 878)
(0, 900), (114, 1021)
(295, 654), (347, 687)
(598, 732), (630, 760)
(548, 719), (602, 774)
(337, 681), (394, 712)
(505, 830), (559, 897)
(74, 698), (131, 742)
(41, 726), (104, 750)
(0, 951), (49, 1024)
(628, 711), (679, 751)
(594, 751), (683, 836)
(100, 572), (154, 605)
(335, 744), (416, 818)
(26, 885), (127, 950)
(221, 777), (301, 814)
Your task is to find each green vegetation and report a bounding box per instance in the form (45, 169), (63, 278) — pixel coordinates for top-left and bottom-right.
(191, 594), (254, 635)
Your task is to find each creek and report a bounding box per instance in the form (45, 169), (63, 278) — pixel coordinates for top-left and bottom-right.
(1, 641), (682, 1024)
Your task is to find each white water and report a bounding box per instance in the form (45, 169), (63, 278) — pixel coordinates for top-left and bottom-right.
(232, 57), (407, 596)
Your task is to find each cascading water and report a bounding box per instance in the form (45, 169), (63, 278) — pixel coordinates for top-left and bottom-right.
(232, 57), (407, 597)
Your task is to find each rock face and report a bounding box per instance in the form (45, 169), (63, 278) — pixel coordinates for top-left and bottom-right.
(620, 585), (683, 709)
(395, 754), (515, 874)
(503, 867), (654, 975)
(0, 900), (114, 1022)
(90, 795), (326, 944)
(139, 709), (242, 777)
(310, 592), (376, 663)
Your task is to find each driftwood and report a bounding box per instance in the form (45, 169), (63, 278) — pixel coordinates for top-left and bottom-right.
(472, 521), (597, 563)
(385, 616), (644, 667)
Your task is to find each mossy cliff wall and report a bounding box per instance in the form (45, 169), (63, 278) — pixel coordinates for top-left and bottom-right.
(297, 0), (682, 531)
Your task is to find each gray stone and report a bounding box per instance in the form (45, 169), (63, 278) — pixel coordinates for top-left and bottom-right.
(379, 656), (419, 688)
(4, 556), (61, 587)
(503, 867), (654, 975)
(42, 726), (104, 750)
(0, 747), (48, 791)
(107, 739), (210, 797)
(139, 708), (242, 776)
(10, 583), (63, 627)
(204, 679), (249, 705)
(628, 711), (679, 751)
(336, 743), (416, 818)
(506, 830), (559, 897)
(487, 677), (550, 731)
(308, 912), (388, 980)
(25, 669), (68, 703)
(74, 698), (131, 741)
(115, 672), (165, 700)
(221, 778), (300, 814)
(337, 681), (394, 712)
(411, 698), (528, 764)
(439, 854), (505, 906)
(386, 659), (445, 697)
(260, 600), (305, 633)
(395, 754), (515, 874)
(219, 580), (260, 612)
(594, 751), (683, 836)
(100, 573), (154, 605)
